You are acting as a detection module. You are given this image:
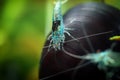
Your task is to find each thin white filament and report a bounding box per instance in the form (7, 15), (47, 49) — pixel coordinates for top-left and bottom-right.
(81, 23), (95, 52)
(62, 47), (88, 59)
(41, 31), (112, 63)
(40, 61), (91, 80)
(71, 60), (86, 80)
(43, 31), (113, 49)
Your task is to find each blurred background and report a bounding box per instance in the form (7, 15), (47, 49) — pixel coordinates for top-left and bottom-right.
(0, 0), (120, 80)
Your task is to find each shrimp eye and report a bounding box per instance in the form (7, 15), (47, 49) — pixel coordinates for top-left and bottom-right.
(52, 20), (60, 31)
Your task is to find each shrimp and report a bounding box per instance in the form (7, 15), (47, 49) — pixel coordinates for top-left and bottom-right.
(48, 0), (74, 51)
(62, 42), (120, 80)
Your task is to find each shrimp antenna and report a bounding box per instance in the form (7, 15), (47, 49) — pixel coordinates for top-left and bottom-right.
(53, 0), (68, 4)
(61, 0), (68, 4)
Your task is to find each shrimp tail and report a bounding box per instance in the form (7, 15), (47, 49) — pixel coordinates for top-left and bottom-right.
(53, 0), (68, 4)
(61, 0), (68, 4)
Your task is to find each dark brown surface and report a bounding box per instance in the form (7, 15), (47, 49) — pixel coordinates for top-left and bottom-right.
(39, 2), (120, 80)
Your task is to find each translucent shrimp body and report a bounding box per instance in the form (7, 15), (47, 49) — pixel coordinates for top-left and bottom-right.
(85, 50), (120, 68)
(48, 0), (69, 51)
(63, 48), (120, 69)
